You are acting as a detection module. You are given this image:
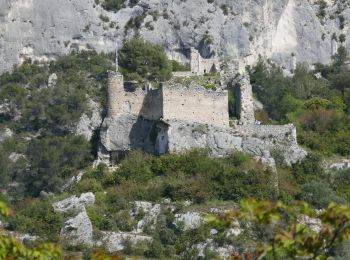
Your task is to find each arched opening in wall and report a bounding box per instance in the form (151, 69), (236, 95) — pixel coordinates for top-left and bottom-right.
(204, 69), (207, 74)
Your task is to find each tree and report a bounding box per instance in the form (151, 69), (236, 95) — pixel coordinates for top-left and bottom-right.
(22, 135), (92, 196)
(332, 46), (348, 72)
(119, 39), (172, 83)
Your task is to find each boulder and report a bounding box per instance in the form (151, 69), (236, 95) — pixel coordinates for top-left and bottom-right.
(0, 128), (13, 143)
(75, 99), (102, 141)
(98, 231), (152, 253)
(174, 212), (203, 230)
(60, 209), (93, 246)
(53, 192), (95, 214)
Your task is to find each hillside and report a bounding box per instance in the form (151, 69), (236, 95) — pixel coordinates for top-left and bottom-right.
(0, 0), (350, 259)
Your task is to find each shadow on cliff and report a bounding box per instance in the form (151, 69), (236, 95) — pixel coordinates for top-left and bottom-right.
(128, 84), (169, 156)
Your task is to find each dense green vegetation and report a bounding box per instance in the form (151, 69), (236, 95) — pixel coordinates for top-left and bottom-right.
(77, 150), (275, 204)
(97, 0), (139, 12)
(0, 51), (113, 197)
(249, 47), (350, 156)
(0, 40), (349, 258)
(0, 51), (113, 134)
(118, 39), (172, 83)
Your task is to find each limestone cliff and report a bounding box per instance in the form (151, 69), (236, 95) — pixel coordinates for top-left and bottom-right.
(0, 0), (349, 73)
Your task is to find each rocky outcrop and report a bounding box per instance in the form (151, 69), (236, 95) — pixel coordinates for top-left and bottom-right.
(326, 159), (350, 171)
(1, 0), (349, 74)
(75, 99), (103, 141)
(130, 201), (163, 233)
(53, 193), (95, 246)
(100, 114), (307, 166)
(175, 212), (203, 230)
(60, 210), (93, 246)
(0, 128), (13, 143)
(98, 231), (152, 253)
(53, 192), (95, 213)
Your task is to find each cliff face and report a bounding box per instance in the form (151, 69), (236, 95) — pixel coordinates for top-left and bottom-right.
(0, 0), (349, 73)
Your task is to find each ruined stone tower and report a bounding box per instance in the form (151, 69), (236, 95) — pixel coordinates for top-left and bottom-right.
(107, 71), (124, 117)
(236, 77), (255, 125)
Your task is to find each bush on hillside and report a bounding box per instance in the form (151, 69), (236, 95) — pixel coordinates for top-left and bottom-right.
(119, 39), (172, 83)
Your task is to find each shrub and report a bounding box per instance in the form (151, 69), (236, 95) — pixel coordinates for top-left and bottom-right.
(7, 199), (63, 241)
(21, 135), (92, 196)
(101, 0), (126, 12)
(300, 180), (346, 209)
(119, 39), (172, 82)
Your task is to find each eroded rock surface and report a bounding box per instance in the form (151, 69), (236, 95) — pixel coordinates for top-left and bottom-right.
(60, 210), (93, 246)
(1, 0), (349, 74)
(53, 192), (95, 214)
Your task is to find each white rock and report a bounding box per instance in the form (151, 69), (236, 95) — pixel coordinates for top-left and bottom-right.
(48, 73), (58, 88)
(75, 99), (102, 141)
(8, 153), (25, 163)
(99, 231), (152, 253)
(327, 159), (350, 171)
(0, 128), (13, 143)
(53, 192), (95, 213)
(174, 212), (203, 230)
(0, 0), (348, 76)
(60, 209), (93, 246)
(131, 201), (162, 233)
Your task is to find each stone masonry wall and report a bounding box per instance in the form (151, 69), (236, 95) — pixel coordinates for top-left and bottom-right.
(162, 83), (229, 128)
(189, 48), (219, 76)
(107, 71), (163, 121)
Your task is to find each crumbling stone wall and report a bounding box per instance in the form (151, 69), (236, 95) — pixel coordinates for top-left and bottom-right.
(107, 71), (163, 121)
(190, 48), (219, 75)
(171, 48), (219, 77)
(107, 72), (229, 128)
(101, 70), (307, 166)
(162, 83), (229, 128)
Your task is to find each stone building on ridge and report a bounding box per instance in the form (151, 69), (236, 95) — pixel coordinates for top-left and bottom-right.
(99, 57), (307, 166)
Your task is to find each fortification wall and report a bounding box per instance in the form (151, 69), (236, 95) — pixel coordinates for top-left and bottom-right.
(235, 78), (255, 125)
(107, 72), (163, 121)
(162, 84), (229, 128)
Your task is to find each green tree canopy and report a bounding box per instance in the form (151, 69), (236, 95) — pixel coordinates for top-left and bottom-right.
(119, 39), (172, 83)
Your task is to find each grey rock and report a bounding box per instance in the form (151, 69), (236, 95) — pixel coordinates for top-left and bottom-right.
(53, 192), (95, 214)
(1, 0), (349, 74)
(0, 128), (13, 143)
(326, 159), (350, 171)
(8, 152), (25, 163)
(48, 73), (58, 88)
(60, 209), (93, 246)
(98, 231), (152, 253)
(174, 212), (203, 230)
(131, 201), (162, 233)
(75, 99), (103, 141)
(101, 114), (307, 165)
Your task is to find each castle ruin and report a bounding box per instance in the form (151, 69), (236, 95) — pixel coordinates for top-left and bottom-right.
(99, 59), (307, 165)
(172, 48), (220, 77)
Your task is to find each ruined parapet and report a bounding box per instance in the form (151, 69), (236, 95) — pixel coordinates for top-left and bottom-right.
(236, 77), (255, 125)
(162, 83), (229, 128)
